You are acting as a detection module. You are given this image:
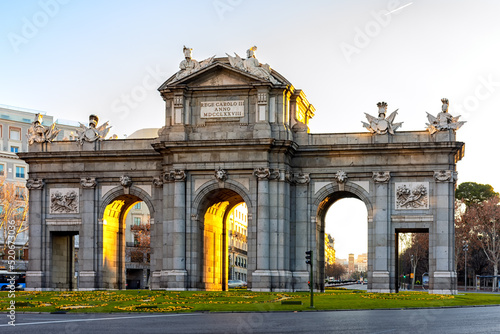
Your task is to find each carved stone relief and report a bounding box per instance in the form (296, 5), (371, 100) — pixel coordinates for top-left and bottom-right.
(395, 182), (429, 210)
(334, 170), (348, 184)
(50, 188), (79, 214)
(372, 171), (391, 183)
(214, 167), (228, 182)
(120, 175), (132, 188)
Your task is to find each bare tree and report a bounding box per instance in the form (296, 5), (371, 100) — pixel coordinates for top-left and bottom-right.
(0, 178), (29, 259)
(461, 197), (500, 291)
(128, 220), (150, 263)
(326, 263), (347, 281)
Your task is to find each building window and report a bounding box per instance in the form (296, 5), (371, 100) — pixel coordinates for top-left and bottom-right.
(15, 187), (25, 200)
(9, 127), (21, 141)
(10, 146), (19, 153)
(0, 164), (4, 176)
(133, 217), (141, 225)
(15, 166), (25, 178)
(0, 125), (2, 138)
(133, 202), (141, 210)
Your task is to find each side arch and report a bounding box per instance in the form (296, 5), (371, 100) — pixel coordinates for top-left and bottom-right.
(192, 179), (253, 218)
(311, 181), (374, 292)
(313, 181), (373, 219)
(99, 185), (156, 219)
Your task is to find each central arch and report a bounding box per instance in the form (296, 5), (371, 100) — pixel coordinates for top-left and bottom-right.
(191, 181), (253, 290)
(313, 182), (373, 291)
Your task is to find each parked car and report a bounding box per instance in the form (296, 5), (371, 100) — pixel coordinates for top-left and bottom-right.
(228, 280), (247, 288)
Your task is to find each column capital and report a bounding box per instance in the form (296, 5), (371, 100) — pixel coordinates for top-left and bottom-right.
(372, 171), (391, 183)
(292, 172), (310, 184)
(434, 170), (456, 182)
(26, 178), (44, 190)
(170, 169), (186, 181)
(254, 167), (279, 180)
(152, 176), (163, 187)
(163, 169), (187, 182)
(80, 177), (97, 188)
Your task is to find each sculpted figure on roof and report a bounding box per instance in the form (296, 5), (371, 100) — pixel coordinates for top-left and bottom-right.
(77, 114), (111, 144)
(362, 102), (403, 135)
(27, 113), (60, 145)
(175, 46), (214, 81)
(426, 99), (466, 134)
(226, 46), (280, 84)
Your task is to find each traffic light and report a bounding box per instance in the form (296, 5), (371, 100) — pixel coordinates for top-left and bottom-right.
(305, 251), (312, 265)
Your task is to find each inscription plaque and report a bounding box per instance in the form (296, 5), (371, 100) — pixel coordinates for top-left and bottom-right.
(200, 100), (244, 118)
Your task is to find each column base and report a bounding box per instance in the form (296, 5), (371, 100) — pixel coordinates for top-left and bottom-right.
(159, 270), (187, 290)
(292, 271), (309, 291)
(78, 271), (97, 290)
(251, 270), (293, 292)
(368, 271), (394, 293)
(429, 271), (457, 295)
(26, 271), (44, 289)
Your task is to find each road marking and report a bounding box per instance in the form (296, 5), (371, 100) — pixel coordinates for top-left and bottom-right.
(0, 313), (197, 327)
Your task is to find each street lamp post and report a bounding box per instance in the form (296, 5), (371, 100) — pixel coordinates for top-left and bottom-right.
(463, 242), (468, 292)
(411, 255), (414, 290)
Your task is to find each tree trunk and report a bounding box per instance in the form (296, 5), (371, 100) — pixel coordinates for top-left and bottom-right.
(494, 264), (498, 292)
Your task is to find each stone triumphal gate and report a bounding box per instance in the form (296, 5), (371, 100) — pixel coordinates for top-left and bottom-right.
(20, 47), (465, 294)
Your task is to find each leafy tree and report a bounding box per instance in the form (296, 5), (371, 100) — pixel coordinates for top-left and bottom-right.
(0, 178), (29, 259)
(456, 182), (498, 207)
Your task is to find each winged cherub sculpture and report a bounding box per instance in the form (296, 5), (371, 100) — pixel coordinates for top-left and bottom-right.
(362, 102), (403, 135)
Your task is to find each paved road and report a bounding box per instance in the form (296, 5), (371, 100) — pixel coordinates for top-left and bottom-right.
(2, 306), (500, 333)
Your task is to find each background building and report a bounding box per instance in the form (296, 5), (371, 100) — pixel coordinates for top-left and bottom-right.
(124, 201), (151, 289)
(228, 203), (248, 282)
(0, 104), (79, 272)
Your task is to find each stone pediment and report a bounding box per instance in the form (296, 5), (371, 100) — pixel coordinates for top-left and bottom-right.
(159, 58), (288, 91)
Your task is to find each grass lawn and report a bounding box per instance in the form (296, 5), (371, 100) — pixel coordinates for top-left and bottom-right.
(1, 288), (499, 313)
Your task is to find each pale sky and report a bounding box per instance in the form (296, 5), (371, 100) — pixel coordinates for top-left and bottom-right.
(2, 0), (499, 259)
